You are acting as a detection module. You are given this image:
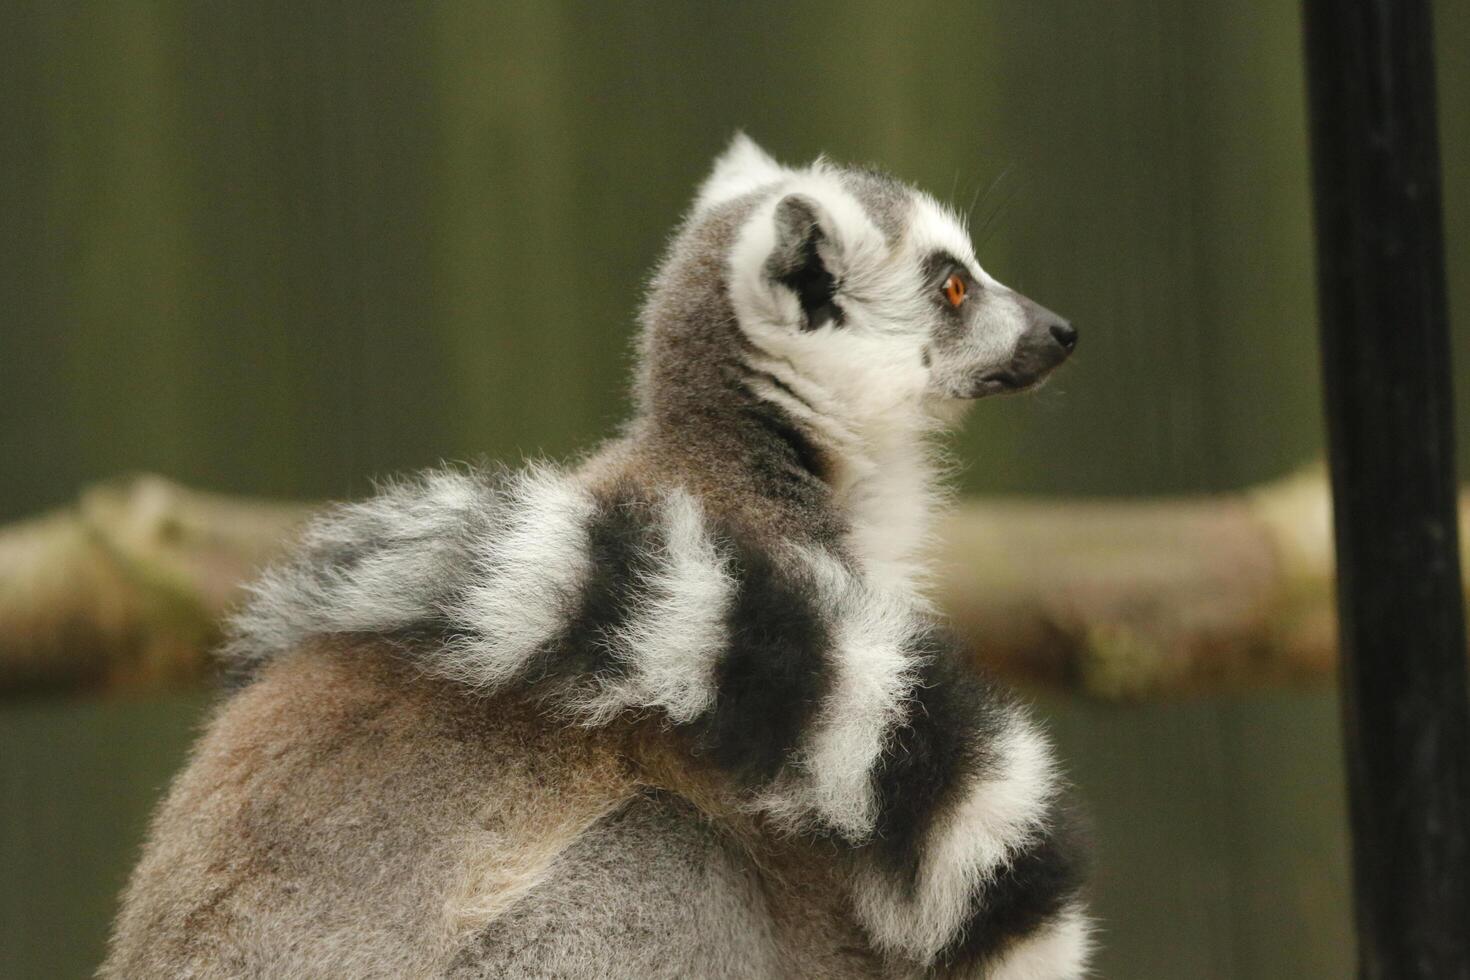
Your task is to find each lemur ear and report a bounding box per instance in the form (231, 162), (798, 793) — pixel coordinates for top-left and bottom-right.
(765, 194), (842, 331)
(696, 132), (785, 211)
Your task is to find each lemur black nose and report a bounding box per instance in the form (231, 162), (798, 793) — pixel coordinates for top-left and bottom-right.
(1049, 321), (1078, 352)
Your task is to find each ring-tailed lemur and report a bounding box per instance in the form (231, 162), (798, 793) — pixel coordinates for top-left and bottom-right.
(103, 135), (1088, 979)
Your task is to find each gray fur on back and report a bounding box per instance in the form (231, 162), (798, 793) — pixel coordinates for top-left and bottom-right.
(448, 792), (787, 980)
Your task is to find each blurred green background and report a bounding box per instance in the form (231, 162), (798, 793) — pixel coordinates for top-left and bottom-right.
(2, 2), (1468, 977)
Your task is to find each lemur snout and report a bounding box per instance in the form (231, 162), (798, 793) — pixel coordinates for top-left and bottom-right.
(1050, 320), (1078, 351)
(969, 301), (1075, 397)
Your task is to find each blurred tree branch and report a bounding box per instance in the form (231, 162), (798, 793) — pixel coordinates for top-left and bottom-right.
(934, 467), (1344, 699)
(0, 466), (1426, 701)
(0, 477), (311, 696)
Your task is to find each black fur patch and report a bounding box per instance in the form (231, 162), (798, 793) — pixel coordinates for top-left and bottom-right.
(781, 229), (843, 330)
(865, 629), (1008, 887)
(531, 491), (664, 684)
(737, 396), (829, 485)
(767, 194), (844, 331)
(748, 367), (819, 416)
(936, 802), (1090, 970)
(695, 534), (833, 784)
(219, 659), (263, 693)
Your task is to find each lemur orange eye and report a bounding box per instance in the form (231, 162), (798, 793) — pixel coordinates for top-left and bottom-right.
(943, 274), (967, 308)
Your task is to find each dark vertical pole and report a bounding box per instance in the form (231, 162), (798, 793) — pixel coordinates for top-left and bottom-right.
(1302, 1), (1470, 977)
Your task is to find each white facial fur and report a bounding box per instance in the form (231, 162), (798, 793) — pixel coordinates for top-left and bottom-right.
(697, 136), (1049, 598)
(701, 136), (1034, 438)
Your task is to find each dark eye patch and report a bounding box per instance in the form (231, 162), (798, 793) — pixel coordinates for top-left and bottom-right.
(922, 251), (978, 315)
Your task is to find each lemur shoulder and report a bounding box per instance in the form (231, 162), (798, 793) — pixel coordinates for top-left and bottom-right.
(103, 136), (1089, 979)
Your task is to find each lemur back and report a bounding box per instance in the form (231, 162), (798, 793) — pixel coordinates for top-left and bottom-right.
(103, 137), (1089, 979)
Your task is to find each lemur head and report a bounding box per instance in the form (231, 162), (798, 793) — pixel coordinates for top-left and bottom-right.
(640, 134), (1075, 441)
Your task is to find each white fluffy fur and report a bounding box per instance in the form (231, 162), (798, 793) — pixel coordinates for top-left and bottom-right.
(851, 712), (1062, 963)
(231, 465), (955, 856)
(740, 341), (946, 599)
(696, 131), (788, 213)
(755, 548), (924, 840)
(986, 903), (1093, 980)
(442, 467), (598, 690)
(567, 490), (732, 725)
(223, 468), (492, 670)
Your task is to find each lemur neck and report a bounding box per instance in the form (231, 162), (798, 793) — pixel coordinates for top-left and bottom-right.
(828, 416), (945, 599)
(737, 346), (947, 598)
(620, 356), (945, 603)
